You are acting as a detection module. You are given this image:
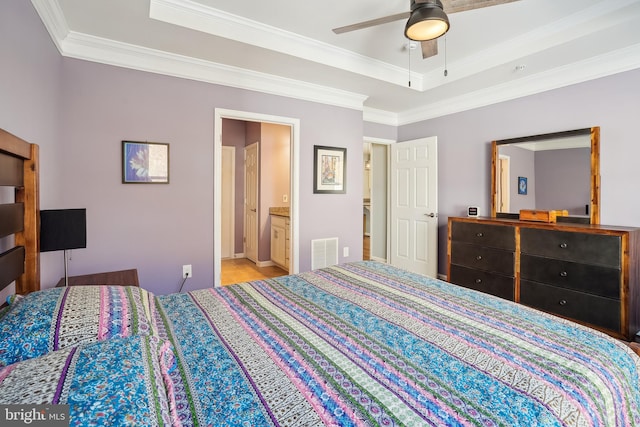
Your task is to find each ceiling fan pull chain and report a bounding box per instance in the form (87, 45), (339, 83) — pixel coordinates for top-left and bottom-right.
(444, 36), (448, 77)
(408, 43), (412, 87)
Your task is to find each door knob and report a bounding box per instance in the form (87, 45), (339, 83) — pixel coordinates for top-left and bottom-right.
(424, 212), (437, 218)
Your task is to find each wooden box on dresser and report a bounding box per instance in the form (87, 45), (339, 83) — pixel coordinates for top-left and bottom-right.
(447, 217), (640, 341)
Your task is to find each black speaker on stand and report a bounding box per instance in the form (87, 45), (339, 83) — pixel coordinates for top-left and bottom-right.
(40, 209), (86, 287)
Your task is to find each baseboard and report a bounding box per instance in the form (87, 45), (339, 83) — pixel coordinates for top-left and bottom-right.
(437, 273), (447, 281)
(370, 256), (387, 263)
(234, 252), (245, 258)
(256, 260), (275, 268)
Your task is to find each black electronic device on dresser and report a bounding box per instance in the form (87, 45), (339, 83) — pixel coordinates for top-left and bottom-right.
(447, 217), (640, 341)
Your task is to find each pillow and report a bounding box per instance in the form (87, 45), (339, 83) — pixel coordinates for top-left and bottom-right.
(0, 286), (157, 367)
(0, 335), (177, 426)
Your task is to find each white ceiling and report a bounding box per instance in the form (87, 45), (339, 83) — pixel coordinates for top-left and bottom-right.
(32, 0), (640, 125)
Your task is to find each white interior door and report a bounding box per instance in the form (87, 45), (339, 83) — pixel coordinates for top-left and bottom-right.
(390, 137), (438, 277)
(244, 142), (259, 263)
(221, 146), (235, 259)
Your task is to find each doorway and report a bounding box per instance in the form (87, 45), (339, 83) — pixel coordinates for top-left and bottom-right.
(214, 109), (300, 287)
(363, 139), (391, 262)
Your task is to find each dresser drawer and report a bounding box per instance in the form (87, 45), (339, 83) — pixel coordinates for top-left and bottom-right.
(450, 242), (514, 275)
(520, 255), (620, 299)
(520, 228), (620, 267)
(520, 280), (620, 332)
(451, 222), (515, 250)
(449, 265), (514, 300)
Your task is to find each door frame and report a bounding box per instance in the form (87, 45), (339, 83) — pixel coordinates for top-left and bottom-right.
(221, 145), (235, 259)
(214, 109), (300, 287)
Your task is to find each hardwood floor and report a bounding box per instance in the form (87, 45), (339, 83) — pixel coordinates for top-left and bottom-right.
(221, 258), (288, 286)
(363, 235), (370, 260)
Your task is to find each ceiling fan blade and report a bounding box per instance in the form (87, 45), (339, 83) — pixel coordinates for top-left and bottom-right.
(332, 12), (409, 34)
(443, 0), (520, 14)
(421, 40), (438, 58)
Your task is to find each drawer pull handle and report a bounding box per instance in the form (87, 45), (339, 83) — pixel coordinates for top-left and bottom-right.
(476, 232), (483, 237)
(559, 299), (567, 306)
(476, 255), (483, 261)
(475, 279), (482, 284)
(559, 243), (568, 249)
(560, 271), (568, 277)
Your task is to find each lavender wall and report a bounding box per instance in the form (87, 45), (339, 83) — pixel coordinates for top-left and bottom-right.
(5, 0), (365, 294)
(0, 0), (65, 292)
(5, 0), (364, 295)
(364, 121), (397, 141)
(399, 68), (640, 275)
(55, 58), (363, 294)
(499, 145), (536, 212)
(7, 0), (640, 290)
(536, 148), (591, 215)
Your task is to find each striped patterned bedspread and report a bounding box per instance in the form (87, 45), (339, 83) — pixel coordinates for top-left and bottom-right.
(156, 261), (640, 426)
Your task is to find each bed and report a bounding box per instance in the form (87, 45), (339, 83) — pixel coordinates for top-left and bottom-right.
(0, 128), (39, 295)
(1, 129), (640, 426)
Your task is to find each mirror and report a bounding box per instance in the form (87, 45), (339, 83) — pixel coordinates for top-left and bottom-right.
(491, 127), (600, 224)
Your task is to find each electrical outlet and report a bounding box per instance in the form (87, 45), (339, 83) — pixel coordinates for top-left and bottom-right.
(343, 247), (349, 258)
(283, 194), (288, 202)
(182, 264), (192, 278)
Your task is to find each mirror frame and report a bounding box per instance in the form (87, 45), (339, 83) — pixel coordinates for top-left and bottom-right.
(490, 126), (600, 224)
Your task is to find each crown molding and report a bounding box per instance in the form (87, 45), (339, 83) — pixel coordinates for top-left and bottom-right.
(149, 0), (424, 91)
(31, 0), (368, 111)
(419, 0), (639, 90)
(29, 0), (640, 127)
(30, 0), (68, 52)
(61, 31), (369, 110)
(363, 108), (399, 127)
(149, 0), (637, 95)
(397, 42), (640, 125)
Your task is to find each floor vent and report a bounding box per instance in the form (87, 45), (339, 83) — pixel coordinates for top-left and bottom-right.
(311, 238), (339, 270)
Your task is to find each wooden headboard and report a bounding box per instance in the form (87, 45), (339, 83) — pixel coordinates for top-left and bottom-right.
(0, 128), (40, 294)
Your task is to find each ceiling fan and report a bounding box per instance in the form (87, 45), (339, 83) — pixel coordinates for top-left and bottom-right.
(333, 0), (520, 59)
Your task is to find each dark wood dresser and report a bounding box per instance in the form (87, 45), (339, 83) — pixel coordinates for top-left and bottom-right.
(447, 217), (640, 340)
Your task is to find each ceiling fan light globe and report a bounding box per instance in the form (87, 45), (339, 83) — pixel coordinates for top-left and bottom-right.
(404, 2), (450, 41)
(405, 19), (449, 41)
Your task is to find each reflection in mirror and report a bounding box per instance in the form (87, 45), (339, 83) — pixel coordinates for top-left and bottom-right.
(491, 127), (600, 224)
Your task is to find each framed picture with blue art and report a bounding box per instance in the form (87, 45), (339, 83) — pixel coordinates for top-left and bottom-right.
(122, 141), (170, 184)
(518, 176), (527, 195)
